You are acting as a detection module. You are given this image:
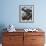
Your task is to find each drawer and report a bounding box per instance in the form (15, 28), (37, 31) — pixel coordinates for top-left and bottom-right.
(3, 36), (23, 42)
(31, 44), (44, 46)
(32, 36), (45, 44)
(3, 43), (23, 46)
(24, 32), (44, 36)
(3, 44), (15, 46)
(24, 36), (32, 40)
(3, 32), (23, 36)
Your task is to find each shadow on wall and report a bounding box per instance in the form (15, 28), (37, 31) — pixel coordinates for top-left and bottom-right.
(0, 24), (7, 43)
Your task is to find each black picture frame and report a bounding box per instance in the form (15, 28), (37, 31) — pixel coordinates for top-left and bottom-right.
(19, 5), (34, 23)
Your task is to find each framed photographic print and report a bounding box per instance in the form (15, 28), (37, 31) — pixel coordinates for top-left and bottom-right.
(19, 5), (34, 23)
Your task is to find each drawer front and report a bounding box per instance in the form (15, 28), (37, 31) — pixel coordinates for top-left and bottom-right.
(3, 36), (23, 44)
(24, 32), (44, 36)
(3, 43), (23, 46)
(3, 32), (23, 36)
(31, 44), (44, 46)
(32, 36), (45, 44)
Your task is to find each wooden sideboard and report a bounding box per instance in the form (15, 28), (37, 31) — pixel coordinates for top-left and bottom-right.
(2, 31), (45, 46)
